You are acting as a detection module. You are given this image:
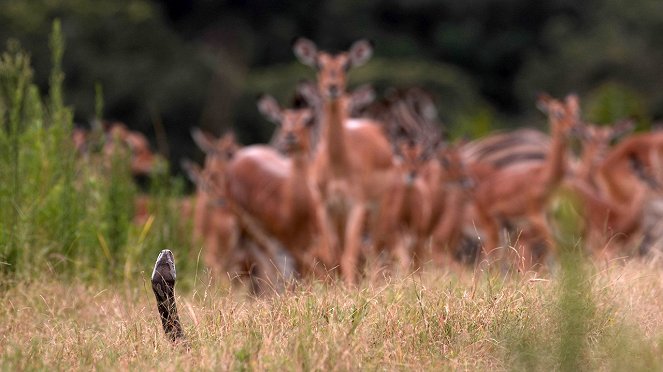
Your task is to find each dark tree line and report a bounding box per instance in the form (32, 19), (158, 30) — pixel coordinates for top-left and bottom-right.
(1, 0), (661, 171)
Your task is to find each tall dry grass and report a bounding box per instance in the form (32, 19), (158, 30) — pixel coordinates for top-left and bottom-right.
(2, 259), (663, 370)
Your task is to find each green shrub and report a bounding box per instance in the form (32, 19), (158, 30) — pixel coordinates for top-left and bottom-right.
(0, 20), (192, 284)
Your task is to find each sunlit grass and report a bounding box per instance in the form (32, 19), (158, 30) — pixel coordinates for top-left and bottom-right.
(1, 260), (663, 370)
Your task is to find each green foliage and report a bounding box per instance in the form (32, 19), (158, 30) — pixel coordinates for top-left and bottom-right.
(0, 0), (215, 167)
(0, 22), (193, 284)
(517, 0), (663, 122)
(585, 82), (649, 128)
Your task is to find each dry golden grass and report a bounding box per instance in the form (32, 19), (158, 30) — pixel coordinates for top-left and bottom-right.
(2, 258), (663, 371)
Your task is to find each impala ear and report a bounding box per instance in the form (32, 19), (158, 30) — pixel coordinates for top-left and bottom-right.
(348, 39), (374, 68)
(257, 94), (283, 124)
(611, 119), (635, 140)
(219, 132), (238, 159)
(191, 127), (217, 154)
(221, 131), (237, 145)
(413, 90), (439, 121)
(303, 110), (316, 128)
(348, 84), (375, 114)
(565, 93), (580, 118)
(293, 37), (318, 68)
(180, 158), (202, 184)
(535, 92), (554, 113)
(296, 79), (322, 109)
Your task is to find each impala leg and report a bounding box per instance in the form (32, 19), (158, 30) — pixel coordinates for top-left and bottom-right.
(244, 238), (279, 296)
(393, 234), (412, 275)
(526, 212), (553, 267)
(474, 208), (500, 265)
(341, 203), (367, 285)
(650, 147), (663, 186)
(203, 228), (224, 282)
(436, 187), (466, 258)
(312, 191), (338, 270)
(411, 234), (429, 272)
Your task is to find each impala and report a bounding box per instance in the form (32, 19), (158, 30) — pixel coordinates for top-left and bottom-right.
(210, 95), (334, 281)
(185, 129), (240, 280)
(293, 38), (398, 283)
(584, 126), (663, 256)
(464, 94), (579, 268)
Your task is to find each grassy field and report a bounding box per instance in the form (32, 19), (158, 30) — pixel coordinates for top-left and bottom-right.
(2, 257), (663, 371)
(3, 21), (663, 371)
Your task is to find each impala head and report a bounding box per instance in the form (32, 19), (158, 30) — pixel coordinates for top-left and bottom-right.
(438, 143), (472, 188)
(293, 38), (373, 100)
(191, 128), (238, 188)
(537, 93), (581, 134)
(257, 94), (315, 155)
(573, 120), (634, 148)
(125, 131), (160, 174)
(395, 138), (426, 184)
(296, 79), (375, 118)
(192, 128), (238, 161)
(181, 158), (226, 203)
(105, 122), (162, 176)
(181, 158), (204, 189)
(72, 127), (89, 153)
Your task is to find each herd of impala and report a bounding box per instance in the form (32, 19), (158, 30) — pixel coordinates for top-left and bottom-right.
(77, 39), (663, 290)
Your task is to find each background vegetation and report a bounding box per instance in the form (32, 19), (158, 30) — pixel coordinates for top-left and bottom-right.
(1, 0), (661, 167)
(0, 21), (194, 283)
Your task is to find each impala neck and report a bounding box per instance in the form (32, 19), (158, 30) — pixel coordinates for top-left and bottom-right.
(322, 97), (350, 175)
(577, 144), (599, 182)
(543, 122), (568, 191)
(286, 151), (312, 214)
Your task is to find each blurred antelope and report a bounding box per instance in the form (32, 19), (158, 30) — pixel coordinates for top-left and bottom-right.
(589, 127), (663, 256)
(293, 38), (399, 283)
(185, 130), (240, 280)
(461, 128), (550, 169)
(463, 94), (579, 268)
(207, 95), (334, 282)
(359, 86), (472, 268)
(429, 143), (474, 263)
(563, 121), (640, 256)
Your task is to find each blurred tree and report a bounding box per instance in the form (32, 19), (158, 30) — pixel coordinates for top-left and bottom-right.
(0, 0), (217, 168)
(516, 0), (663, 123)
(585, 82), (649, 128)
(2, 0), (662, 170)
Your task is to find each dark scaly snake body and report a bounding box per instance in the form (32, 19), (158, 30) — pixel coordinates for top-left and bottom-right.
(151, 250), (186, 344)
